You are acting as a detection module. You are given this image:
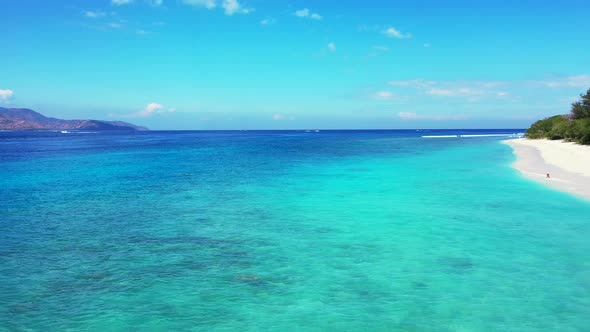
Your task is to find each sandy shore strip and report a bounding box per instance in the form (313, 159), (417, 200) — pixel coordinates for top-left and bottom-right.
(504, 138), (590, 201)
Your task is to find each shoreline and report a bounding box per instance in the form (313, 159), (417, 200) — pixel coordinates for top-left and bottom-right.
(503, 138), (590, 201)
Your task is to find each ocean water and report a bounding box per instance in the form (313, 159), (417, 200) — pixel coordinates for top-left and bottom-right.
(1, 130), (589, 331)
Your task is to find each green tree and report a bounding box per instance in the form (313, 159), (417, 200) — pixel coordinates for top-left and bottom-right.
(571, 88), (590, 119)
(526, 115), (567, 139)
(526, 87), (590, 144)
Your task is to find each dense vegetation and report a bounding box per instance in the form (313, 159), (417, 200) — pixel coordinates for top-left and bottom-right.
(526, 88), (590, 144)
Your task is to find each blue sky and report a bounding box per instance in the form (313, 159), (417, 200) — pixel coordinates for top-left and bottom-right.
(2, 0), (590, 129)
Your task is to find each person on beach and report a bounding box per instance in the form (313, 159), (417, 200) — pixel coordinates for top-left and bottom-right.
(546, 173), (551, 178)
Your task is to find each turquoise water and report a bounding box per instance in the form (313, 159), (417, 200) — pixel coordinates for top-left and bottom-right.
(1, 130), (589, 331)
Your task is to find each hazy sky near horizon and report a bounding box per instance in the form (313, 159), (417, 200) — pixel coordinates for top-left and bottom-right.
(2, 0), (590, 129)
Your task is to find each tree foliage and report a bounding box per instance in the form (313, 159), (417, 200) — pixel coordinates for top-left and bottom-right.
(525, 88), (590, 144)
(571, 88), (590, 119)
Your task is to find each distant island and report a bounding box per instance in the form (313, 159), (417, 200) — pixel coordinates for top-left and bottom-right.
(0, 107), (147, 131)
(525, 88), (590, 144)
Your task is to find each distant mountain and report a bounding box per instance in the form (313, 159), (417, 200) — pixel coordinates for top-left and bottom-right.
(0, 108), (148, 131)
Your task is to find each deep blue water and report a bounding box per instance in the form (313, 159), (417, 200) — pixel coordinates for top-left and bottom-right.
(1, 129), (589, 331)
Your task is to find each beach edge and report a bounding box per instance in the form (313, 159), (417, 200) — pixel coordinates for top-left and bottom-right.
(503, 138), (590, 201)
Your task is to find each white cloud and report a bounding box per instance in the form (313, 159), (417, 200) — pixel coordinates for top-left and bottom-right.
(136, 29), (150, 35)
(127, 103), (175, 117)
(398, 112), (466, 121)
(0, 89), (14, 103)
(85, 11), (106, 18)
(387, 79), (515, 102)
(144, 103), (164, 115)
(328, 42), (336, 52)
(358, 24), (385, 33)
(112, 0), (133, 6)
(295, 8), (322, 20)
(272, 114), (295, 121)
(222, 0), (253, 15)
(540, 75), (590, 88)
(378, 75), (589, 117)
(383, 27), (412, 39)
(182, 0), (252, 15)
(109, 22), (122, 28)
(295, 8), (309, 17)
(389, 79), (436, 88)
(148, 0), (163, 6)
(398, 112), (419, 120)
(182, 0), (216, 9)
(389, 79), (507, 97)
(427, 88), (481, 97)
(260, 18), (276, 25)
(559, 96), (581, 104)
(374, 91), (394, 100)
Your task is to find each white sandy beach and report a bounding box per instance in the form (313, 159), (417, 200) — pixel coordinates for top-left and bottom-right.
(504, 138), (590, 201)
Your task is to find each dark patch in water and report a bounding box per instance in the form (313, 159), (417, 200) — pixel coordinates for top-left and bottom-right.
(45, 277), (115, 295)
(172, 173), (194, 178)
(315, 226), (333, 234)
(127, 235), (233, 247)
(80, 272), (112, 281)
(223, 251), (249, 259)
(175, 259), (209, 271)
(193, 217), (211, 223)
(412, 281), (428, 289)
(234, 274), (268, 286)
(438, 256), (474, 273)
(8, 302), (38, 314)
(486, 203), (502, 209)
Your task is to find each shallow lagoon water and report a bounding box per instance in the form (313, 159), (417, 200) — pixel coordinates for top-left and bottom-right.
(1, 130), (589, 331)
